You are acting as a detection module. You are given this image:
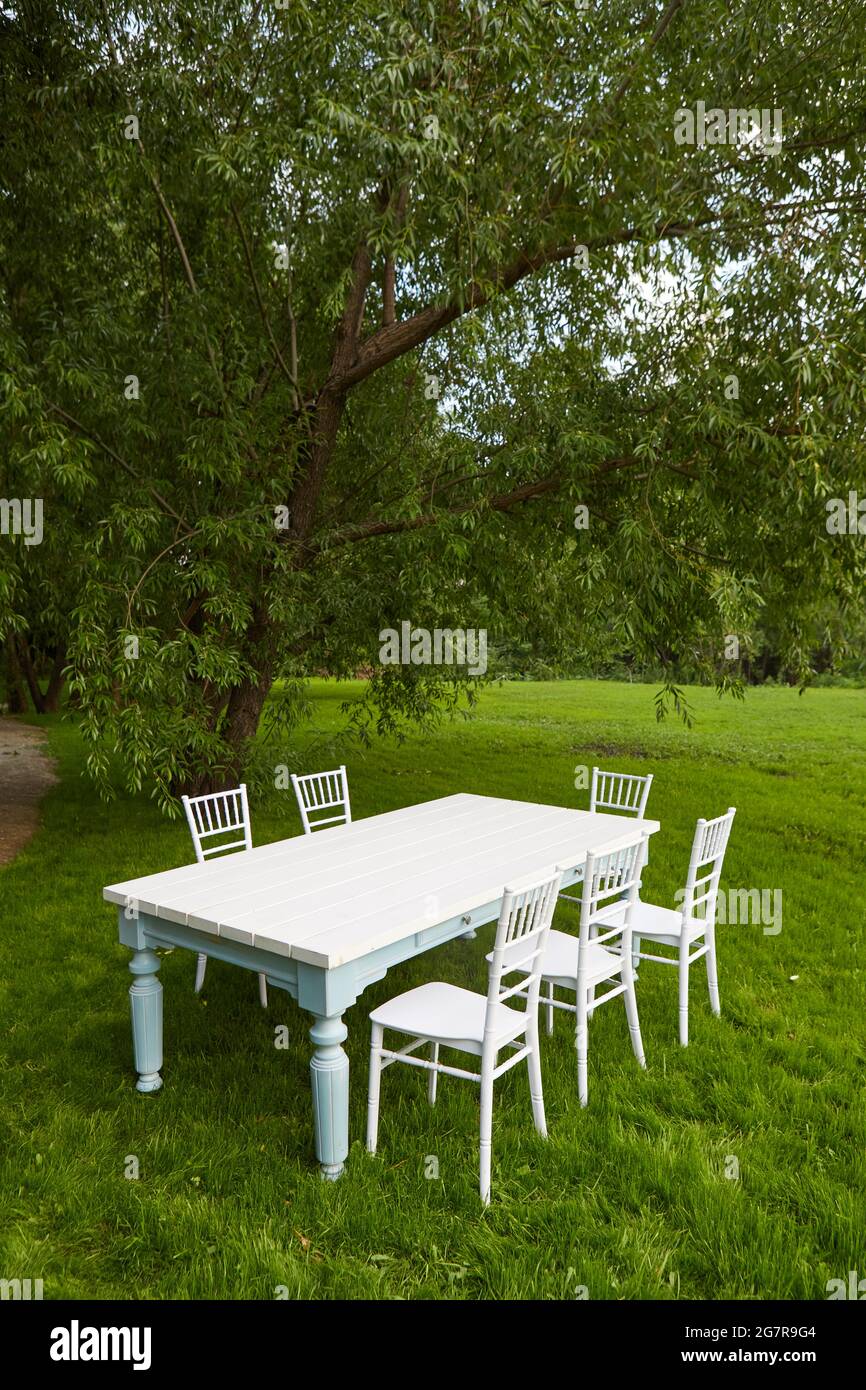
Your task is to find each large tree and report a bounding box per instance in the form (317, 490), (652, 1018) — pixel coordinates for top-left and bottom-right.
(2, 0), (865, 803)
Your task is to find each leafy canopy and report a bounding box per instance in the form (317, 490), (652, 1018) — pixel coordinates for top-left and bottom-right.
(1, 0), (865, 802)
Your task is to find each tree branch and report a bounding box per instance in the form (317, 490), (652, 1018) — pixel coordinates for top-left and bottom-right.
(327, 475), (563, 548)
(44, 399), (193, 534)
(231, 202), (302, 409)
(321, 454), (644, 552)
(287, 239), (374, 541)
(327, 192), (866, 395)
(383, 255), (396, 327)
(136, 142), (225, 397)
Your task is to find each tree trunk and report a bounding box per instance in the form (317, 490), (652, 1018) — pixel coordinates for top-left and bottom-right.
(173, 605), (277, 796)
(4, 637), (28, 713)
(172, 243), (372, 798)
(222, 673), (273, 776)
(43, 641), (67, 713)
(222, 604), (277, 780)
(16, 637), (47, 714)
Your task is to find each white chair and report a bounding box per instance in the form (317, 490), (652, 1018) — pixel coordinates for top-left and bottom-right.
(510, 831), (649, 1106)
(291, 765), (351, 834)
(558, 766), (653, 906)
(630, 808), (736, 1046)
(366, 866), (563, 1205)
(591, 767), (654, 817)
(181, 783), (268, 1008)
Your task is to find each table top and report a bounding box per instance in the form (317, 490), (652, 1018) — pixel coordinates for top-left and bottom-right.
(104, 793), (660, 970)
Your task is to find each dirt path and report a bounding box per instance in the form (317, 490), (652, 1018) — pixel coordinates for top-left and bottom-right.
(0, 718), (59, 866)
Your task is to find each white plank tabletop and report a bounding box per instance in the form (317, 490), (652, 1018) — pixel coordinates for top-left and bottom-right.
(105, 793), (660, 970)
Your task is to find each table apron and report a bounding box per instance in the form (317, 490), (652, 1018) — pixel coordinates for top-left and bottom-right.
(116, 860), (584, 1014)
(119, 911), (300, 999)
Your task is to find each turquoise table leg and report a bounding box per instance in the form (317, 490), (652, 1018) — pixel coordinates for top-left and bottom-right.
(129, 948), (163, 1093)
(309, 1014), (349, 1179)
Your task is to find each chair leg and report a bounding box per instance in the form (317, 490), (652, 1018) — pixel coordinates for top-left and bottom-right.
(479, 1061), (495, 1205)
(428, 1041), (439, 1103)
(366, 1023), (384, 1153)
(623, 967), (646, 1069)
(706, 929), (721, 1016)
(545, 981), (555, 1036)
(632, 934), (641, 976)
(194, 952), (207, 993)
(526, 1025), (547, 1138)
(576, 985), (589, 1107)
(587, 923), (597, 1018)
(678, 949), (690, 1046)
(258, 972), (268, 1008)
(587, 983), (597, 1020)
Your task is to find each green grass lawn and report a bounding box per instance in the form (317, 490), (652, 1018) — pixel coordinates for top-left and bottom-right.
(1, 679), (864, 1300)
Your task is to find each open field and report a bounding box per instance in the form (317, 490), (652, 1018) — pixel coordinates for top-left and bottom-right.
(0, 680), (864, 1299)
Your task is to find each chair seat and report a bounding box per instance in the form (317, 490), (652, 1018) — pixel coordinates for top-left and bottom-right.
(630, 900), (707, 946)
(541, 929), (625, 985)
(487, 929), (623, 987)
(370, 981), (527, 1054)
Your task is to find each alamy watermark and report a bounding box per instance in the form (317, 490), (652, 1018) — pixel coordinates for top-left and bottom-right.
(379, 621), (487, 676)
(50, 1321), (151, 1370)
(674, 102), (783, 157)
(1, 1276), (43, 1299)
(675, 886), (782, 936)
(0, 497), (43, 545)
(826, 1271), (866, 1299)
(825, 491), (866, 535)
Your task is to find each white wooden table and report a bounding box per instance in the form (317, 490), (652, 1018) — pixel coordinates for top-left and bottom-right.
(104, 793), (660, 1178)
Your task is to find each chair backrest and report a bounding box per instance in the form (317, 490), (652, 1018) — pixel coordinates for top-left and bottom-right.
(590, 767), (653, 818)
(291, 765), (352, 834)
(679, 808), (736, 928)
(578, 831), (649, 975)
(181, 784), (252, 864)
(486, 866), (564, 1032)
